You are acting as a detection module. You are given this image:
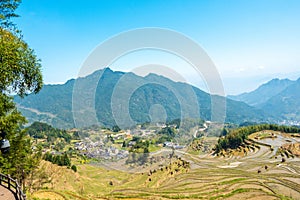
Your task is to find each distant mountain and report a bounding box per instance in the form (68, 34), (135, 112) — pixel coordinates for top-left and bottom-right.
(15, 79), (75, 128)
(229, 77), (300, 123)
(228, 78), (294, 106)
(15, 68), (271, 129)
(259, 78), (300, 121)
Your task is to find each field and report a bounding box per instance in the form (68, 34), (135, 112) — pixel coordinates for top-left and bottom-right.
(30, 131), (300, 200)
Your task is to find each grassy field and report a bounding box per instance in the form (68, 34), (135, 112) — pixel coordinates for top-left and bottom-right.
(29, 131), (300, 200)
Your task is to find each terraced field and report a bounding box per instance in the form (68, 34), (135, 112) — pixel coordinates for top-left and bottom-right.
(31, 131), (300, 200)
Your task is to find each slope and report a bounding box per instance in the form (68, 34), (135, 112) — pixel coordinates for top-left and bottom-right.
(228, 78), (294, 106)
(259, 78), (300, 121)
(14, 68), (270, 128)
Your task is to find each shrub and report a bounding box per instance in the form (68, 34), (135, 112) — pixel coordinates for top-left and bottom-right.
(71, 165), (77, 172)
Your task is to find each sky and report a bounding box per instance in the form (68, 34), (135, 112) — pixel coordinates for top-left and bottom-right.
(14, 0), (300, 95)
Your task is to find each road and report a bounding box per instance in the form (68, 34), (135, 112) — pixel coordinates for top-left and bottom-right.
(0, 185), (16, 200)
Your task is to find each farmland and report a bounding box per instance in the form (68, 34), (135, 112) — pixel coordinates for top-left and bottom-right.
(30, 130), (300, 200)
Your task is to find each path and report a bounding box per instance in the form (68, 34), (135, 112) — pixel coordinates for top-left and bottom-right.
(0, 185), (16, 200)
(194, 123), (208, 138)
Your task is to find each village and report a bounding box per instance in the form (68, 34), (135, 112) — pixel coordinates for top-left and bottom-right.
(73, 121), (210, 161)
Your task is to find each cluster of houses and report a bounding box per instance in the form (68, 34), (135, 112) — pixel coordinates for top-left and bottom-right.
(75, 138), (128, 160)
(280, 120), (300, 127)
(72, 122), (210, 160)
(163, 142), (185, 149)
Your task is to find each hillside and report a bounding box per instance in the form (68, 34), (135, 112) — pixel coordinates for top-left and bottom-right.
(229, 78), (300, 123)
(15, 68), (270, 129)
(259, 78), (300, 121)
(15, 79), (75, 128)
(24, 121), (300, 200)
(28, 128), (300, 200)
(228, 78), (294, 106)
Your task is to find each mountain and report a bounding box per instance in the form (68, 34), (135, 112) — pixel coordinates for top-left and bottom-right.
(14, 68), (271, 129)
(259, 78), (300, 121)
(229, 77), (300, 123)
(15, 79), (75, 128)
(228, 78), (294, 106)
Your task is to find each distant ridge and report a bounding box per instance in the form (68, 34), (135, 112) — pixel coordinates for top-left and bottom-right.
(228, 78), (294, 106)
(259, 78), (300, 122)
(15, 68), (271, 128)
(229, 77), (300, 124)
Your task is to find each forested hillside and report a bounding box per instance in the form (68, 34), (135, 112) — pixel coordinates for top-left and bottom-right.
(229, 78), (300, 123)
(15, 68), (271, 129)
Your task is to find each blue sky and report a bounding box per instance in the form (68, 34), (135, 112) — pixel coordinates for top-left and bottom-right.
(15, 0), (300, 94)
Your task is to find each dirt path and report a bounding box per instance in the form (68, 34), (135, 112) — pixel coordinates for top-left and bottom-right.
(0, 185), (16, 200)
(17, 105), (56, 118)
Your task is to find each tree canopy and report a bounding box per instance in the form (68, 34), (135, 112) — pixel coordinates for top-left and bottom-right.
(0, 0), (42, 96)
(0, 29), (42, 96)
(0, 0), (43, 187)
(0, 0), (21, 30)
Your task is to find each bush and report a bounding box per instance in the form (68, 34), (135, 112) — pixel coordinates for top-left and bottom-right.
(71, 165), (77, 172)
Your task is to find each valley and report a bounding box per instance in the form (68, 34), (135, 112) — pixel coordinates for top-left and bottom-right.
(27, 123), (300, 200)
(1, 1), (300, 200)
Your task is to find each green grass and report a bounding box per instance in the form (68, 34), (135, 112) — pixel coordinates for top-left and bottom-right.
(219, 178), (247, 185)
(148, 144), (161, 152)
(209, 188), (251, 200)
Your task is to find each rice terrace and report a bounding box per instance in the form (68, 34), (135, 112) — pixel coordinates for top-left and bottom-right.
(28, 124), (300, 200)
(1, 1), (300, 200)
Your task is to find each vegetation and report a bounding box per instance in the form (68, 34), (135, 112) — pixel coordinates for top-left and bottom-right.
(158, 126), (176, 137)
(0, 2), (42, 96)
(1, 1), (299, 200)
(112, 125), (121, 132)
(126, 138), (150, 165)
(28, 134), (300, 200)
(230, 78), (300, 123)
(71, 164), (77, 172)
(26, 121), (79, 174)
(28, 121), (72, 143)
(0, 120), (294, 199)
(0, 0), (43, 188)
(215, 124), (300, 152)
(43, 152), (71, 167)
(14, 67), (272, 129)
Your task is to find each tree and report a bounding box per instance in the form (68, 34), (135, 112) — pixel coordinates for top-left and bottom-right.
(0, 0), (43, 188)
(0, 0), (21, 31)
(112, 125), (121, 132)
(159, 127), (175, 137)
(62, 153), (71, 167)
(0, 28), (42, 96)
(220, 128), (228, 136)
(0, 0), (42, 96)
(71, 165), (77, 172)
(122, 140), (126, 148)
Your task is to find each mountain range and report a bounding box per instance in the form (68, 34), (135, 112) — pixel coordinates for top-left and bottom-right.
(228, 77), (300, 123)
(14, 68), (276, 129)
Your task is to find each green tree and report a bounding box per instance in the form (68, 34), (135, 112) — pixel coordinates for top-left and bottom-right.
(159, 127), (175, 137)
(122, 140), (126, 148)
(112, 125), (121, 132)
(0, 0), (43, 188)
(62, 153), (71, 167)
(0, 0), (21, 30)
(0, 28), (42, 96)
(220, 128), (228, 136)
(71, 165), (77, 172)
